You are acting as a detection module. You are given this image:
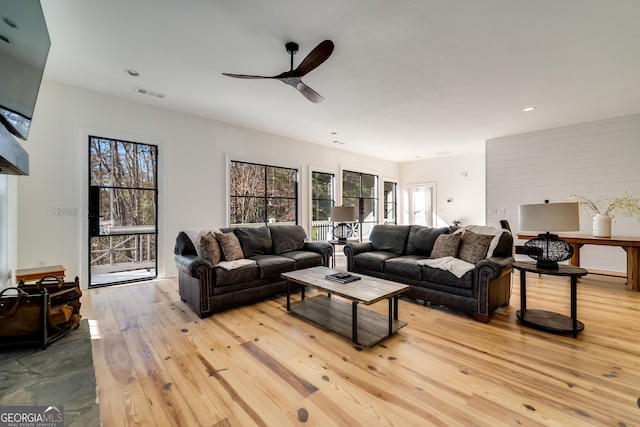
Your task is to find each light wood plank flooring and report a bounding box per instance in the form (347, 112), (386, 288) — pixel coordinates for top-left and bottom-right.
(83, 270), (640, 426)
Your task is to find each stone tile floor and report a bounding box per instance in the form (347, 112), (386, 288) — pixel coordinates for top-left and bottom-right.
(0, 320), (100, 426)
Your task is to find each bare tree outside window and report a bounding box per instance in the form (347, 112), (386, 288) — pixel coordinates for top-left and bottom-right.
(230, 161), (298, 225)
(88, 136), (157, 285)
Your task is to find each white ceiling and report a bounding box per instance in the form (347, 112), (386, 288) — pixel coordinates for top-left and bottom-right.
(37, 0), (640, 162)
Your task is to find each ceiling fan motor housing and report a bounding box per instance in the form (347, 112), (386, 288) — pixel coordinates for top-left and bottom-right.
(285, 42), (299, 54)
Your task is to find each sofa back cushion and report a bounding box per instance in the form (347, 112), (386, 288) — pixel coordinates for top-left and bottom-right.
(431, 233), (462, 258)
(268, 224), (307, 254)
(369, 225), (411, 255)
(406, 225), (450, 256)
(457, 231), (494, 264)
(234, 226), (273, 258)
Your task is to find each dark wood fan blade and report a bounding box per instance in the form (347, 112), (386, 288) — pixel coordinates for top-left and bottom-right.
(292, 40), (334, 77)
(296, 81), (324, 103)
(222, 73), (275, 79)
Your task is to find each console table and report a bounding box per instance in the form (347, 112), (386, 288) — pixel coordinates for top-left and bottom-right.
(517, 233), (640, 291)
(15, 264), (65, 284)
(514, 261), (588, 338)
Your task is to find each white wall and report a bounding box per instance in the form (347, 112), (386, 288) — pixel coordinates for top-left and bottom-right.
(17, 80), (399, 286)
(486, 113), (640, 272)
(399, 151), (486, 228)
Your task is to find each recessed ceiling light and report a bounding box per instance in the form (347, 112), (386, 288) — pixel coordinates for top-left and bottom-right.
(331, 131), (338, 135)
(523, 106), (536, 112)
(2, 17), (18, 29)
(125, 69), (140, 77)
(332, 140), (345, 145)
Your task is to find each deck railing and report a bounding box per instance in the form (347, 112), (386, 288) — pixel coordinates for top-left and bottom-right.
(90, 229), (156, 274)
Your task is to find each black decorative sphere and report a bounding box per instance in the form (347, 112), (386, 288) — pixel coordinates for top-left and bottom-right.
(524, 234), (574, 269)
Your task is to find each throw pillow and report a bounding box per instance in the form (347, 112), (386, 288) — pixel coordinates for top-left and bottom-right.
(430, 233), (462, 258)
(200, 231), (222, 265)
(215, 231), (245, 261)
(457, 230), (494, 264)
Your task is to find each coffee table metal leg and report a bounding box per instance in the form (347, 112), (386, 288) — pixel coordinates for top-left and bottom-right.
(352, 301), (358, 344)
(301, 286), (305, 301)
(393, 295), (399, 320)
(388, 298), (393, 337)
(286, 281), (291, 311)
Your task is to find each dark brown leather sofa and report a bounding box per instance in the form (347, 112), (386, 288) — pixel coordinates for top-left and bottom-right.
(175, 224), (332, 318)
(344, 224), (514, 322)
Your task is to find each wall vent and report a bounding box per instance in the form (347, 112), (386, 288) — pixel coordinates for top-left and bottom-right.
(134, 87), (166, 99)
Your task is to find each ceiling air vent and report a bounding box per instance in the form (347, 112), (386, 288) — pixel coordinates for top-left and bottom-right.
(0, 34), (10, 45)
(134, 87), (166, 99)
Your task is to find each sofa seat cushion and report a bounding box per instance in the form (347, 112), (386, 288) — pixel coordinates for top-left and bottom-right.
(352, 251), (398, 272)
(384, 255), (424, 280)
(421, 265), (474, 289)
(281, 250), (323, 270)
(251, 255), (296, 279)
(214, 263), (260, 286)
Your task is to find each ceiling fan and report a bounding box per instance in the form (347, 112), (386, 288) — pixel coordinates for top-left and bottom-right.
(222, 39), (334, 103)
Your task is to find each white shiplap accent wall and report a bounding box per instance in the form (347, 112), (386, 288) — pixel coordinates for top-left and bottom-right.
(486, 113), (640, 272)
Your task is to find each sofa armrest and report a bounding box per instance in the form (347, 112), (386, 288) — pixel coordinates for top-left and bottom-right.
(302, 241), (333, 267)
(175, 254), (212, 279)
(474, 256), (514, 322)
(475, 256), (514, 279)
(343, 242), (374, 271)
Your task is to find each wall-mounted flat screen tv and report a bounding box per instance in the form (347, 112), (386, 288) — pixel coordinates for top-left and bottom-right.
(0, 0), (50, 141)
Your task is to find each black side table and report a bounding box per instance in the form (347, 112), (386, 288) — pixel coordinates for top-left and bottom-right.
(328, 240), (349, 268)
(513, 261), (588, 338)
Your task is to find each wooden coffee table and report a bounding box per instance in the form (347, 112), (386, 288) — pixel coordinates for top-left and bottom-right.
(281, 266), (409, 347)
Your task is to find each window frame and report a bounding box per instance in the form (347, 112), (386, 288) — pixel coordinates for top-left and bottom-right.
(341, 169), (379, 240)
(228, 158), (300, 227)
(310, 169), (336, 241)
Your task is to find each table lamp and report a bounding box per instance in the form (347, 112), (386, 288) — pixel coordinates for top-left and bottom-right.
(331, 205), (357, 243)
(518, 201), (580, 269)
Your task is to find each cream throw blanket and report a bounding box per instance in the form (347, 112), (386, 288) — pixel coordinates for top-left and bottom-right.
(216, 259), (256, 270)
(417, 256), (475, 278)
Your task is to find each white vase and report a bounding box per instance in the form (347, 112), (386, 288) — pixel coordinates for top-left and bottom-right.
(593, 214), (612, 238)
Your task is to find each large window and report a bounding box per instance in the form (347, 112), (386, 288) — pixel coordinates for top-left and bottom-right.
(343, 170), (378, 240)
(383, 181), (398, 225)
(311, 171), (335, 240)
(230, 161), (298, 225)
(405, 184), (435, 227)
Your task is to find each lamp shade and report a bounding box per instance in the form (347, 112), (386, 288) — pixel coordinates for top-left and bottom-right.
(518, 202), (580, 232)
(331, 206), (357, 222)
